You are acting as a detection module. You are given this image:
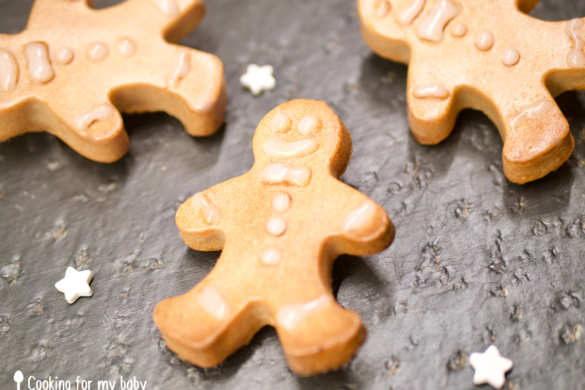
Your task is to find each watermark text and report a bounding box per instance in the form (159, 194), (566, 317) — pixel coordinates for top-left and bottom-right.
(13, 372), (147, 390)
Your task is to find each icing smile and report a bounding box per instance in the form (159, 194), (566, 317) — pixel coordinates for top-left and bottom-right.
(262, 136), (319, 158)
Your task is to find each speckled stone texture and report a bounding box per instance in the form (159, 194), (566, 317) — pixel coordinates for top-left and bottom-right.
(0, 1), (584, 389)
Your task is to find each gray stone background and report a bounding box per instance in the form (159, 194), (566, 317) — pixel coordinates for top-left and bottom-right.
(1, 0), (584, 389)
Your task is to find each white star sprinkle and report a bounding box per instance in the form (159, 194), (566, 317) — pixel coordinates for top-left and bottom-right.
(469, 345), (513, 389)
(55, 266), (94, 304)
(240, 64), (276, 96)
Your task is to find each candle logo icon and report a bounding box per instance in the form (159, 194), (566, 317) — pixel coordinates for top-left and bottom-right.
(13, 370), (24, 390)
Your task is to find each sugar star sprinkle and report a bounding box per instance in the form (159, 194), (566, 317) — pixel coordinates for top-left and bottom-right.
(240, 64), (276, 96)
(469, 345), (513, 389)
(55, 266), (94, 304)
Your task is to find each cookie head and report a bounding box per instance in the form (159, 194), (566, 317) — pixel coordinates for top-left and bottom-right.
(252, 100), (352, 176)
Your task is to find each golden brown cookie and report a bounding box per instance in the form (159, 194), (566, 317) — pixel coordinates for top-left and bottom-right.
(358, 0), (583, 184)
(154, 99), (395, 376)
(0, 0), (225, 162)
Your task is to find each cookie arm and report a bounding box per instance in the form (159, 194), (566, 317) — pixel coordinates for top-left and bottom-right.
(547, 18), (585, 93)
(358, 0), (410, 63)
(327, 183), (394, 257)
(176, 183), (232, 251)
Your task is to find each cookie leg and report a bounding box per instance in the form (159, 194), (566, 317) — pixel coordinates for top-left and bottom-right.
(153, 275), (264, 368)
(34, 93), (128, 163)
(110, 45), (226, 137)
(358, 0), (410, 63)
(406, 61), (457, 145)
(0, 102), (33, 142)
(499, 88), (574, 184)
(274, 294), (365, 376)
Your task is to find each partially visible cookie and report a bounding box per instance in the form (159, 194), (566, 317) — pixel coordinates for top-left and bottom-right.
(358, 0), (582, 183)
(0, 0), (225, 162)
(154, 99), (395, 376)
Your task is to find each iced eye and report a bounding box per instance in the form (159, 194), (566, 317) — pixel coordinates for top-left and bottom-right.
(298, 116), (321, 135)
(271, 112), (292, 134)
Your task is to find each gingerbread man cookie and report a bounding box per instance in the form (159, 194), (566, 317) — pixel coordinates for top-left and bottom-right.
(358, 0), (585, 183)
(0, 0), (225, 162)
(154, 100), (394, 375)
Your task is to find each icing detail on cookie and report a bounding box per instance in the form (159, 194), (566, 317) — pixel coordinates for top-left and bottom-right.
(344, 202), (384, 240)
(261, 248), (281, 265)
(261, 163), (312, 187)
(474, 31), (494, 51)
(416, 0), (461, 43)
(277, 296), (331, 331)
(0, 49), (18, 92)
(153, 0), (180, 16)
(272, 192), (291, 212)
(262, 137), (319, 158)
(450, 22), (467, 37)
(509, 99), (555, 144)
(88, 42), (109, 62)
(192, 192), (220, 225)
(566, 19), (585, 67)
(298, 116), (321, 135)
(374, 0), (391, 18)
(55, 47), (74, 65)
(502, 48), (520, 67)
(507, 99), (562, 159)
(398, 0), (426, 25)
(511, 100), (553, 126)
(267, 217), (287, 237)
(413, 83), (450, 99)
(118, 38), (136, 57)
(272, 112), (292, 133)
(25, 42), (54, 83)
(169, 51), (191, 87)
(77, 103), (116, 131)
(197, 286), (229, 320)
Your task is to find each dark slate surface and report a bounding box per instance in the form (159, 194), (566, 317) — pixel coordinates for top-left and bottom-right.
(1, 0), (584, 389)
